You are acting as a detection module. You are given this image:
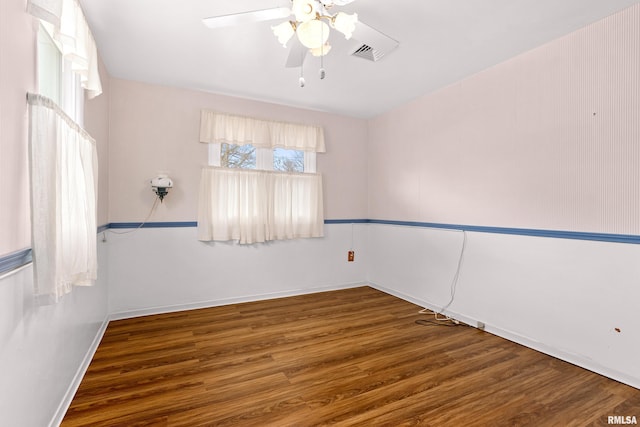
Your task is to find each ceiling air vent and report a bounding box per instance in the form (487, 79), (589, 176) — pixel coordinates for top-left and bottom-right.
(349, 21), (399, 62)
(352, 44), (387, 62)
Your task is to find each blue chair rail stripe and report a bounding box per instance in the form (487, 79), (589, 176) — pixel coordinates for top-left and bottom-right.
(104, 219), (640, 244)
(5, 219), (638, 277)
(108, 221), (198, 229)
(0, 248), (33, 276)
(366, 219), (640, 244)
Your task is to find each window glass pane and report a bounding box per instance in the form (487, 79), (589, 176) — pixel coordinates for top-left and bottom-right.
(61, 57), (84, 126)
(273, 148), (304, 173)
(37, 24), (61, 104)
(221, 143), (256, 169)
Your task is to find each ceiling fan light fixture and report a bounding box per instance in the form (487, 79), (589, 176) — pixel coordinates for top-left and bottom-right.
(272, 21), (295, 47)
(297, 20), (330, 49)
(332, 11), (357, 39)
(292, 0), (317, 23)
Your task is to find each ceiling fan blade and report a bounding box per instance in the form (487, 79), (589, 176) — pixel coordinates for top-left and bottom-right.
(203, 7), (290, 29)
(351, 20), (399, 59)
(285, 38), (308, 68)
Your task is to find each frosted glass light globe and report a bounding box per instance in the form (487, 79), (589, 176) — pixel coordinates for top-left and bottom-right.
(296, 20), (329, 49)
(333, 12), (358, 39)
(272, 21), (295, 47)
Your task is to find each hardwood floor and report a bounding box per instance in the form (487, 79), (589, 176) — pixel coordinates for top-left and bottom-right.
(62, 287), (640, 426)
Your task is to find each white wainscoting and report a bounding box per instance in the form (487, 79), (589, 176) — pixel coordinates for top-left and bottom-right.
(367, 223), (640, 389)
(0, 242), (109, 427)
(5, 220), (639, 427)
(107, 223), (368, 319)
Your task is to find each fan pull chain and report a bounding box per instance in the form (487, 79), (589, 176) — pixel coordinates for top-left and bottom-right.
(319, 22), (326, 80)
(299, 49), (305, 87)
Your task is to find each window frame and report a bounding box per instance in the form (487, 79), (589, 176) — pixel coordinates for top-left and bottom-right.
(208, 143), (316, 173)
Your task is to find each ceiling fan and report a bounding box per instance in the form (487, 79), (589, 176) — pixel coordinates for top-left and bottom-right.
(202, 0), (399, 69)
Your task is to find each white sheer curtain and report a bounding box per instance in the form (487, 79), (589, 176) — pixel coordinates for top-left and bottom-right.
(28, 93), (98, 303)
(27, 0), (102, 98)
(198, 110), (326, 244)
(198, 168), (324, 244)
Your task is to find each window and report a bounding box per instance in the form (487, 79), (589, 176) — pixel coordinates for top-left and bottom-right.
(274, 148), (304, 173)
(210, 143), (316, 173)
(27, 0), (102, 304)
(221, 143), (256, 169)
(199, 111), (325, 244)
(37, 22), (84, 125)
(29, 0), (103, 100)
(37, 23), (61, 104)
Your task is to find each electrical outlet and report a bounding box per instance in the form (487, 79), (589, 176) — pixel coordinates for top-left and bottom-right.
(348, 250), (355, 262)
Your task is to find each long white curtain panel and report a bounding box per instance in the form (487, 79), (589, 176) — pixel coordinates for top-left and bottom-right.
(28, 93), (98, 303)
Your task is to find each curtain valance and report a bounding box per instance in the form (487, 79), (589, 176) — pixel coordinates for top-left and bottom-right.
(27, 0), (102, 98)
(199, 110), (326, 153)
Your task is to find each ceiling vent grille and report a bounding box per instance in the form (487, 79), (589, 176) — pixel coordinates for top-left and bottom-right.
(349, 22), (399, 62)
(351, 44), (387, 62)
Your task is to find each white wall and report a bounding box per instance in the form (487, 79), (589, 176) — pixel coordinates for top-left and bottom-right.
(0, 0), (111, 425)
(107, 223), (367, 317)
(367, 4), (640, 235)
(104, 79), (371, 326)
(366, 4), (640, 389)
(0, 0), (34, 255)
(368, 224), (640, 388)
(108, 79), (368, 223)
(0, 243), (109, 427)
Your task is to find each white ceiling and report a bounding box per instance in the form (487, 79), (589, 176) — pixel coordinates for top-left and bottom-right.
(80, 0), (640, 118)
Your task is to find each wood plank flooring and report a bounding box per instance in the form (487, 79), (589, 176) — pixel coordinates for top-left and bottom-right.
(62, 287), (640, 426)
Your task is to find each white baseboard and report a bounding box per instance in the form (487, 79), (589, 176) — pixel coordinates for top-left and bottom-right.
(109, 281), (368, 321)
(368, 282), (640, 390)
(49, 316), (110, 427)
